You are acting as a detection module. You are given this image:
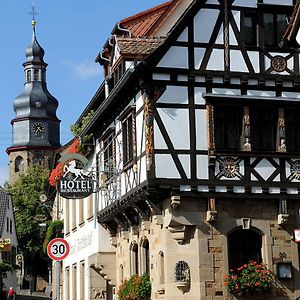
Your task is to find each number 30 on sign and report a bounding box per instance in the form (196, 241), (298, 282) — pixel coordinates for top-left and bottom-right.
(47, 238), (70, 261)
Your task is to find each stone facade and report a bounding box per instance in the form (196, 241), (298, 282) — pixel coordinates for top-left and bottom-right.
(113, 197), (300, 300)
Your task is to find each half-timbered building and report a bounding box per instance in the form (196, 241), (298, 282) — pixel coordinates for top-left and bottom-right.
(62, 0), (300, 299)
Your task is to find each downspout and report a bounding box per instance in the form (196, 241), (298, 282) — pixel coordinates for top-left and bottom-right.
(117, 22), (132, 37)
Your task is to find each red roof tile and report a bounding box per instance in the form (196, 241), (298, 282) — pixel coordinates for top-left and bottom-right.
(120, 1), (173, 37)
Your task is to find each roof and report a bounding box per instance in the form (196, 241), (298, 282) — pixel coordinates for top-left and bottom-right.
(117, 37), (166, 57)
(0, 187), (9, 237)
(120, 1), (173, 37)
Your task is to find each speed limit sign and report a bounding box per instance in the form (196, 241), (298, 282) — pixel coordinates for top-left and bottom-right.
(47, 238), (70, 261)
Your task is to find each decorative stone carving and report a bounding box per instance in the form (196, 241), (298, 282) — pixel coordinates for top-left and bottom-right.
(171, 195), (181, 209)
(278, 214), (289, 225)
(168, 224), (188, 244)
(216, 157), (242, 179)
(241, 218), (251, 230)
(242, 106), (251, 151)
(271, 55), (287, 73)
(289, 160), (300, 181)
(93, 288), (106, 299)
(206, 210), (217, 222)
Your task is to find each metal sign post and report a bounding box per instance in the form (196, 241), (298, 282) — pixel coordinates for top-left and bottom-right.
(47, 238), (70, 300)
(56, 261), (61, 300)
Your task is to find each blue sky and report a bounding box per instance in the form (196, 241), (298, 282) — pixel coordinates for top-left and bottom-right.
(0, 0), (165, 185)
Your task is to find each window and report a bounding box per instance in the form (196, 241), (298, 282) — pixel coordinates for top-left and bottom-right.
(242, 12), (257, 46)
(250, 107), (277, 151)
(80, 261), (85, 300)
(286, 109), (300, 152)
(130, 242), (139, 275)
(15, 156), (24, 173)
(72, 264), (77, 300)
(141, 238), (150, 274)
(102, 129), (116, 179)
(158, 252), (165, 285)
(26, 70), (32, 82)
(214, 105), (243, 150)
(121, 108), (135, 165)
(113, 60), (126, 85)
(33, 69), (39, 81)
(6, 218), (9, 232)
(228, 229), (262, 270)
(213, 103), (281, 153)
(241, 8), (291, 48)
(263, 13), (288, 47)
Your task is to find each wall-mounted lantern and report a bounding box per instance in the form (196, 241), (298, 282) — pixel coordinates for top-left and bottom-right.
(277, 262), (293, 280)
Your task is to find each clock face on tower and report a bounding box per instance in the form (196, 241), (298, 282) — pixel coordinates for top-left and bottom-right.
(32, 122), (45, 136)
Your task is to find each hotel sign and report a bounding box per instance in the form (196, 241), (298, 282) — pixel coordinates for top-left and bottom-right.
(57, 153), (94, 199)
(58, 176), (93, 199)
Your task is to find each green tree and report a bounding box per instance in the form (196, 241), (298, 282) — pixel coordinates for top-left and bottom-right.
(6, 166), (52, 277)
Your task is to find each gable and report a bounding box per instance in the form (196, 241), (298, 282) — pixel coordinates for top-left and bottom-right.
(147, 0), (298, 77)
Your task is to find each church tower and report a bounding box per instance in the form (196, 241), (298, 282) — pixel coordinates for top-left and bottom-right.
(7, 19), (61, 184)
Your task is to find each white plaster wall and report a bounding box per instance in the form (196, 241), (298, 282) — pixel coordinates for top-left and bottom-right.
(194, 48), (206, 69)
(233, 10), (240, 31)
(154, 120), (168, 149)
(177, 27), (188, 42)
(194, 9), (220, 43)
(230, 50), (248, 72)
(136, 110), (144, 157)
(195, 109), (208, 151)
(64, 221), (114, 267)
(155, 154), (180, 178)
(157, 86), (188, 104)
(263, 0), (292, 5)
(157, 108), (190, 149)
(157, 47), (188, 69)
(135, 91), (143, 111)
(178, 154), (191, 178)
(247, 51), (260, 73)
(207, 49), (224, 71)
(197, 155), (209, 179)
(233, 0), (257, 7)
(195, 87), (206, 105)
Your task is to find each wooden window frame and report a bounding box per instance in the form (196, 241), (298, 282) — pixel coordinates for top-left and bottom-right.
(119, 106), (136, 167)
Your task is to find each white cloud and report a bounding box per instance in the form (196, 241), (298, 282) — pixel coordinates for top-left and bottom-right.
(0, 165), (9, 187)
(63, 59), (100, 80)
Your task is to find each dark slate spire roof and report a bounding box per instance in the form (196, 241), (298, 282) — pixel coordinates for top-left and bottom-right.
(25, 26), (46, 64)
(13, 21), (59, 120)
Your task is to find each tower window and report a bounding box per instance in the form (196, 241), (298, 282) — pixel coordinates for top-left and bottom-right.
(26, 70), (32, 82)
(15, 156), (24, 173)
(33, 69), (39, 81)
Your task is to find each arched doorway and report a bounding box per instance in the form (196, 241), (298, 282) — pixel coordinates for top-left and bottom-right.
(228, 228), (262, 270)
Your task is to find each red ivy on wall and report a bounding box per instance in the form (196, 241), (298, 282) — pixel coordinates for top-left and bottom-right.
(49, 139), (81, 187)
